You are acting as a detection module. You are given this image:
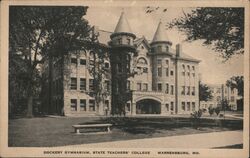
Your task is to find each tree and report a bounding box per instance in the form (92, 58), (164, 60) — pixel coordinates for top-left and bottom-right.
(9, 6), (91, 117)
(208, 106), (214, 116)
(86, 32), (111, 115)
(168, 8), (244, 60)
(226, 76), (244, 97)
(220, 98), (229, 112)
(214, 107), (221, 116)
(190, 109), (203, 129)
(199, 83), (213, 102)
(145, 7), (244, 60)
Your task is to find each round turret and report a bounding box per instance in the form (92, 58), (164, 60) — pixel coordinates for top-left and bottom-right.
(110, 11), (136, 48)
(151, 21), (172, 54)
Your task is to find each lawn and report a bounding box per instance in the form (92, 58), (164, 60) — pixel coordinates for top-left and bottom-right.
(8, 116), (243, 147)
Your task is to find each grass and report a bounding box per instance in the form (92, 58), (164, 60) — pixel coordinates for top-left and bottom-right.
(8, 116), (243, 147)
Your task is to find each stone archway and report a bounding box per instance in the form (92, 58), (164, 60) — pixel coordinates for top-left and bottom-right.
(136, 99), (161, 114)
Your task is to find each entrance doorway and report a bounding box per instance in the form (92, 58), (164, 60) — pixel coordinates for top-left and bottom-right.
(136, 99), (161, 114)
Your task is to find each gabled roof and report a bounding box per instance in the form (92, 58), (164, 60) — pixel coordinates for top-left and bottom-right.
(134, 36), (151, 49)
(152, 21), (170, 43)
(114, 11), (133, 34)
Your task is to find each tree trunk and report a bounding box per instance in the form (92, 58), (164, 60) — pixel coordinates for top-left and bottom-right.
(26, 74), (34, 117)
(26, 93), (33, 117)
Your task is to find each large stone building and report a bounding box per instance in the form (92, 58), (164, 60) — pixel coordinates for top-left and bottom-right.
(200, 84), (238, 111)
(42, 11), (201, 116)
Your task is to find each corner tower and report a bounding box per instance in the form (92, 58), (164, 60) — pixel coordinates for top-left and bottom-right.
(151, 21), (172, 53)
(109, 11), (137, 115)
(150, 21), (177, 114)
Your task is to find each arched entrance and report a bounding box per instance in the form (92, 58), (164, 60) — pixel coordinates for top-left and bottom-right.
(136, 99), (161, 114)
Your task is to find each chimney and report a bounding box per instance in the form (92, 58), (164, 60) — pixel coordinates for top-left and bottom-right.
(176, 44), (182, 57)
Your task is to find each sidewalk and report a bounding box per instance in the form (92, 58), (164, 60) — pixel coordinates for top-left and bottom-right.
(61, 130), (243, 148)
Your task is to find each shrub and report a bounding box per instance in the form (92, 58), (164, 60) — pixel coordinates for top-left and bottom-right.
(208, 106), (214, 116)
(190, 109), (203, 129)
(214, 107), (221, 116)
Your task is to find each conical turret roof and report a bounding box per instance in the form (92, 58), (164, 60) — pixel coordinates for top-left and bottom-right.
(114, 11), (133, 34)
(152, 21), (170, 43)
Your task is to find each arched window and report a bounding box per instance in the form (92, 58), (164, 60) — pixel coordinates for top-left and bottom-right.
(137, 57), (147, 65)
(137, 57), (148, 74)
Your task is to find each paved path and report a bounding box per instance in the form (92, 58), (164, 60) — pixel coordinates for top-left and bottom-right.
(61, 130), (242, 148)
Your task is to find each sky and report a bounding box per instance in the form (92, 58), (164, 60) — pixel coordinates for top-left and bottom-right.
(85, 7), (244, 84)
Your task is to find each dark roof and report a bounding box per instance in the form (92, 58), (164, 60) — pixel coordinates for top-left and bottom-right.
(97, 29), (200, 62)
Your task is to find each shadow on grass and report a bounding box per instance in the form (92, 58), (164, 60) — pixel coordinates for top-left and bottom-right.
(80, 117), (243, 135)
(9, 116), (243, 147)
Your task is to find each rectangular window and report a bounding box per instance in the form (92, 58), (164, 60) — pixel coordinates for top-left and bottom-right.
(157, 59), (162, 65)
(105, 62), (109, 68)
(181, 86), (185, 95)
(187, 86), (190, 95)
(80, 99), (86, 111)
(192, 73), (195, 77)
(165, 83), (169, 94)
(182, 102), (185, 111)
(171, 85), (174, 95)
(89, 79), (94, 91)
(89, 100), (95, 111)
(80, 78), (86, 91)
(105, 100), (109, 111)
(118, 38), (122, 44)
(127, 38), (131, 45)
(71, 58), (77, 64)
(80, 59), (86, 65)
(170, 70), (174, 76)
(165, 104), (169, 111)
(157, 67), (162, 77)
(192, 102), (195, 111)
(143, 67), (148, 73)
(157, 46), (162, 52)
(187, 102), (191, 111)
(142, 83), (148, 91)
(137, 83), (141, 91)
(105, 80), (110, 91)
(157, 83), (162, 91)
(70, 99), (77, 111)
(192, 66), (195, 71)
(70, 78), (77, 90)
(166, 60), (169, 66)
(165, 67), (169, 76)
(192, 87), (195, 95)
(170, 102), (174, 111)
